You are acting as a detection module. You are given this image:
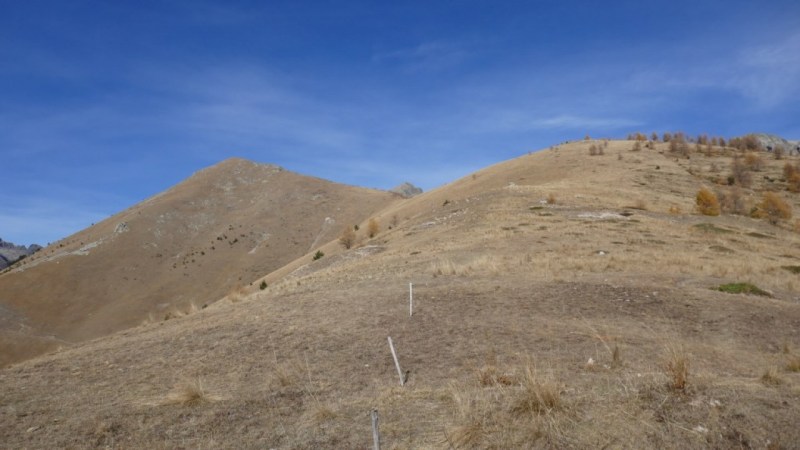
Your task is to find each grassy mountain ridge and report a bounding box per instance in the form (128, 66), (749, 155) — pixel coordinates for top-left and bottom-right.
(0, 157), (399, 366)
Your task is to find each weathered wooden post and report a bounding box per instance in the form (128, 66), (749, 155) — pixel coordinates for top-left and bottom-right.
(387, 336), (404, 386)
(409, 282), (413, 317)
(371, 408), (381, 450)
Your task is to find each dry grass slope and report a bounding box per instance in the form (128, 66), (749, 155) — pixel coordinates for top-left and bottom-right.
(1, 140), (800, 448)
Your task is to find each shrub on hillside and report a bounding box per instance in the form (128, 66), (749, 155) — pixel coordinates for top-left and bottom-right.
(757, 192), (792, 224)
(339, 226), (356, 249)
(784, 162), (800, 193)
(744, 152), (764, 171)
(729, 134), (763, 152)
(312, 250), (324, 261)
(367, 218), (379, 238)
(729, 156), (752, 187)
(696, 187), (721, 216)
(669, 134), (690, 157)
(717, 187), (748, 215)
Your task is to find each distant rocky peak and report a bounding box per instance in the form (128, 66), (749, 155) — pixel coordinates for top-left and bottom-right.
(0, 238), (41, 270)
(389, 182), (423, 198)
(751, 133), (800, 153)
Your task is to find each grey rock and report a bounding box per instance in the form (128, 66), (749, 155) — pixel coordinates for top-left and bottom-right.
(751, 133), (800, 154)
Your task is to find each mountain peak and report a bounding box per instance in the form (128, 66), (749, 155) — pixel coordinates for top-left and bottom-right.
(389, 182), (423, 198)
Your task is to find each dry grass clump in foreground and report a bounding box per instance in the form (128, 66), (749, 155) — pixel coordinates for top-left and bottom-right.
(446, 363), (568, 448)
(512, 365), (563, 415)
(664, 345), (689, 391)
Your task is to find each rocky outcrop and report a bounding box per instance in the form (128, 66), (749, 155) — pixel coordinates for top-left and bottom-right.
(752, 133), (800, 154)
(389, 182), (423, 198)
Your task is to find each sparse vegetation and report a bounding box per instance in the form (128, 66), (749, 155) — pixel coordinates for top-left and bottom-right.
(717, 282), (771, 297)
(782, 265), (800, 274)
(546, 193), (556, 204)
(312, 250), (324, 261)
(693, 223), (733, 234)
(259, 280), (268, 290)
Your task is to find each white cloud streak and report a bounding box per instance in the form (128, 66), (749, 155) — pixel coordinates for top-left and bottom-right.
(372, 41), (472, 72)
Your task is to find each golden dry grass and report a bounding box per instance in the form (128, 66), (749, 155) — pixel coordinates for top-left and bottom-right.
(664, 345), (690, 391)
(163, 377), (218, 406)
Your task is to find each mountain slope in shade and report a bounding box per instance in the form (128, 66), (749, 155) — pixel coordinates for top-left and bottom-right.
(0, 158), (399, 366)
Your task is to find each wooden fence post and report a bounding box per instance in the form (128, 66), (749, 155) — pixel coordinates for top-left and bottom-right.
(371, 408), (381, 450)
(387, 336), (404, 386)
(409, 282), (413, 317)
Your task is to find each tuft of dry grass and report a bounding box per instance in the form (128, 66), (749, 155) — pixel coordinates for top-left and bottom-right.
(164, 377), (217, 406)
(271, 361), (302, 388)
(761, 367), (783, 385)
(512, 365), (563, 416)
(447, 382), (493, 448)
(447, 363), (566, 448)
(611, 344), (622, 369)
(786, 354), (800, 372)
(664, 346), (689, 391)
(547, 193), (557, 204)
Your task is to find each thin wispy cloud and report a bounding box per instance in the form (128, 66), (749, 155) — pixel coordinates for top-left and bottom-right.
(530, 115), (641, 131)
(372, 41), (471, 72)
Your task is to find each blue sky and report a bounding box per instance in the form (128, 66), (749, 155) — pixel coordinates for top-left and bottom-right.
(2, 0), (799, 246)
